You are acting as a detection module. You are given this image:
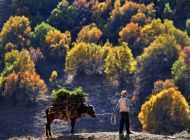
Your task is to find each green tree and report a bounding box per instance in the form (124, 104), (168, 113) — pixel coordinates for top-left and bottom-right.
(48, 0), (92, 39)
(139, 88), (190, 134)
(30, 22), (55, 48)
(104, 42), (136, 88)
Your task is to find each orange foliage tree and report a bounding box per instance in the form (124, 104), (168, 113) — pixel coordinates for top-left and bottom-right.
(4, 71), (47, 104)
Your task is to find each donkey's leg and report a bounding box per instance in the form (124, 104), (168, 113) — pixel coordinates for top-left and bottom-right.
(46, 123), (50, 137)
(71, 119), (76, 135)
(46, 108), (54, 137)
(49, 123), (52, 137)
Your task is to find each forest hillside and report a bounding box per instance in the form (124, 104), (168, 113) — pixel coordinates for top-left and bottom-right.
(0, 0), (190, 139)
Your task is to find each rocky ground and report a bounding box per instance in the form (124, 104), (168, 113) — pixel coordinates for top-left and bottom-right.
(8, 131), (190, 140)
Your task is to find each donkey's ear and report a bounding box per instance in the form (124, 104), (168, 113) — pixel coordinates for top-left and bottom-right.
(89, 105), (93, 109)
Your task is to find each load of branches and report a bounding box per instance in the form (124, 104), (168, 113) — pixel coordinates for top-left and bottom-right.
(51, 87), (88, 114)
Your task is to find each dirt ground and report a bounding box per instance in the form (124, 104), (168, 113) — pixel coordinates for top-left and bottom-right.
(9, 131), (190, 140)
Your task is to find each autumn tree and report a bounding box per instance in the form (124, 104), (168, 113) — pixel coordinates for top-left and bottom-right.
(107, 1), (155, 43)
(119, 22), (141, 56)
(139, 88), (190, 134)
(0, 49), (47, 104)
(49, 70), (58, 82)
(0, 16), (31, 49)
(104, 42), (136, 88)
(172, 46), (190, 102)
(140, 19), (190, 49)
(152, 79), (178, 95)
(135, 0), (190, 22)
(3, 71), (47, 105)
(101, 40), (113, 61)
(130, 12), (152, 27)
(4, 49), (35, 73)
(45, 29), (71, 61)
(77, 23), (103, 44)
(65, 42), (102, 76)
(30, 22), (55, 48)
(134, 35), (181, 112)
(92, 0), (113, 33)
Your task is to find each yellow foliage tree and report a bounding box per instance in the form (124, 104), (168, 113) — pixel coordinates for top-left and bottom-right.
(139, 88), (190, 134)
(77, 23), (103, 43)
(5, 49), (35, 73)
(0, 16), (31, 49)
(49, 70), (58, 82)
(45, 29), (71, 61)
(65, 42), (102, 75)
(104, 42), (136, 87)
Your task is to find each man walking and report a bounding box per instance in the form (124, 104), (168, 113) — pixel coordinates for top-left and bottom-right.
(113, 90), (132, 135)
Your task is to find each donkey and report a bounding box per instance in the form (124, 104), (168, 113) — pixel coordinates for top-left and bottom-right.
(45, 103), (96, 137)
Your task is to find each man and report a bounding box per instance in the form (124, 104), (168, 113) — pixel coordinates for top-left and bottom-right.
(113, 90), (132, 135)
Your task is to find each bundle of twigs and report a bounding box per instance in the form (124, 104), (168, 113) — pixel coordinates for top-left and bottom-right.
(51, 87), (88, 113)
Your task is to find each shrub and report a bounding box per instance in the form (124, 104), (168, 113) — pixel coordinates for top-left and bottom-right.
(49, 70), (58, 82)
(30, 22), (55, 48)
(135, 34), (181, 108)
(48, 0), (92, 36)
(108, 1), (155, 42)
(130, 12), (151, 26)
(44, 29), (71, 61)
(172, 46), (190, 102)
(140, 19), (190, 49)
(77, 23), (103, 43)
(139, 88), (190, 134)
(0, 16), (31, 49)
(119, 22), (141, 56)
(5, 49), (35, 73)
(65, 42), (102, 76)
(3, 71), (47, 104)
(152, 79), (178, 95)
(104, 42), (136, 87)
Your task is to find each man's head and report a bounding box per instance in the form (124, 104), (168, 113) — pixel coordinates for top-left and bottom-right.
(121, 90), (127, 97)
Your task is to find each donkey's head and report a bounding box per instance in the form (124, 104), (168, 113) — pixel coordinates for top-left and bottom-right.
(86, 105), (96, 118)
(79, 104), (96, 118)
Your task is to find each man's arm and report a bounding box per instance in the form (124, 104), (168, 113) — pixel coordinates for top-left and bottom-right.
(113, 101), (119, 115)
(126, 98), (130, 112)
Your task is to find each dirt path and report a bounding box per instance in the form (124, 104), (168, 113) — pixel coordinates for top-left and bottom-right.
(9, 131), (190, 140)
